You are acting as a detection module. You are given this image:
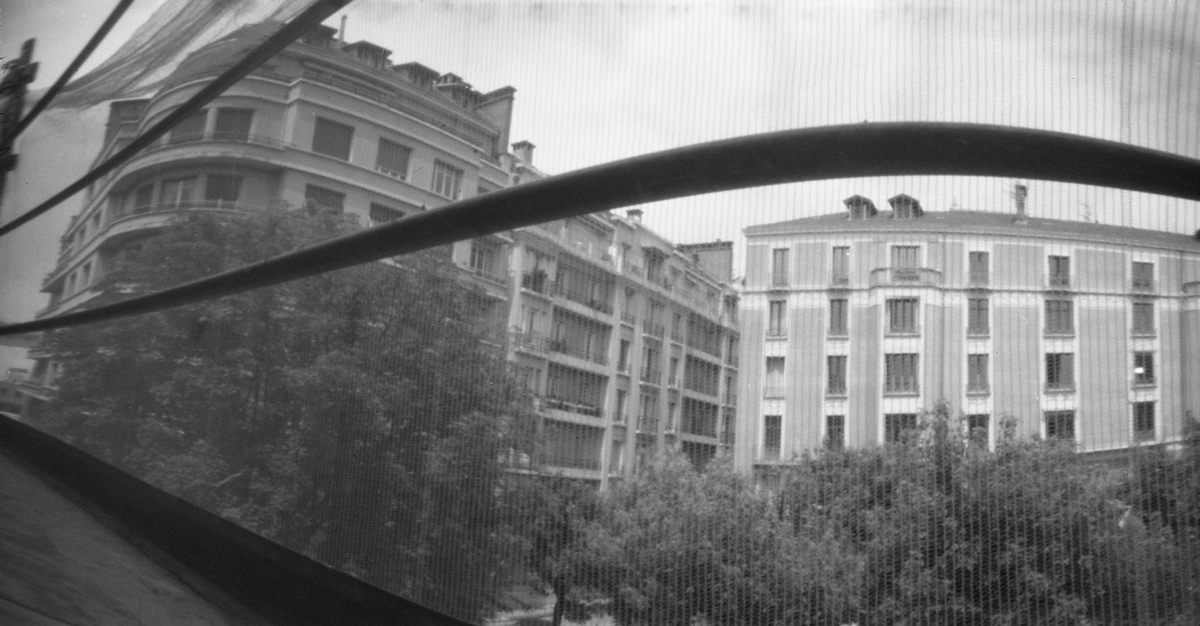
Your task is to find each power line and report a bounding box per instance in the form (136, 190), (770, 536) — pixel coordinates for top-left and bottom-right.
(1, 122), (1198, 338)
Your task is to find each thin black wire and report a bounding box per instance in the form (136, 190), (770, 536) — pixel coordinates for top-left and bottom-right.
(0, 0), (354, 240)
(10, 0), (137, 142)
(1, 121), (1198, 339)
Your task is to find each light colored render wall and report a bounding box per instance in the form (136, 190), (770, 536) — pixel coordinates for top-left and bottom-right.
(787, 301), (825, 454)
(735, 305), (765, 471)
(1078, 305), (1129, 449)
(993, 303), (1041, 437)
(924, 302), (964, 416)
(1159, 304), (1183, 440)
(849, 305), (880, 446)
(745, 244), (768, 291)
(1077, 249), (1126, 292)
(796, 241), (827, 288)
(994, 243), (1042, 289)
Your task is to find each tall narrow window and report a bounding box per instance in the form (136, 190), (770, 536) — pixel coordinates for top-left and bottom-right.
(969, 251), (989, 285)
(1132, 302), (1155, 335)
(764, 357), (785, 398)
(1046, 353), (1074, 391)
(312, 117), (354, 160)
(829, 298), (848, 336)
(885, 354), (919, 393)
(375, 138), (412, 180)
(827, 355), (847, 395)
(1049, 255), (1070, 287)
(825, 415), (845, 450)
(468, 239), (501, 281)
(967, 414), (989, 448)
(767, 300), (786, 337)
(831, 246), (850, 284)
(771, 248), (790, 287)
(1132, 261), (1155, 292)
(885, 413), (918, 443)
(763, 415), (782, 461)
(1133, 402), (1155, 442)
(304, 184), (345, 212)
(967, 298), (989, 335)
(213, 108), (253, 141)
(892, 245), (919, 281)
(617, 340), (631, 373)
(615, 390), (627, 423)
(1046, 410), (1075, 441)
(1133, 352), (1155, 385)
(169, 108), (207, 143)
(887, 298), (918, 334)
(432, 160), (464, 199)
(967, 354), (989, 393)
(204, 174), (242, 205)
(1045, 300), (1073, 335)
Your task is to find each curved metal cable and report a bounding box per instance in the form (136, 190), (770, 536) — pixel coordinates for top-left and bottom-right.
(0, 0), (353, 240)
(2, 122), (1199, 338)
(10, 0), (137, 141)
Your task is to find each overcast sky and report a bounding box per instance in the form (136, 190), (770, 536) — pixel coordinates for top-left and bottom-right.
(2, 0), (1199, 358)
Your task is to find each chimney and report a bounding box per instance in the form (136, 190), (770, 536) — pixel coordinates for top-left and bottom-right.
(512, 140), (535, 165)
(627, 209), (643, 222)
(1014, 183), (1027, 217)
(338, 16), (347, 43)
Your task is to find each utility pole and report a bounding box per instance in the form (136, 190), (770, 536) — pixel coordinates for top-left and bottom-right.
(0, 39), (38, 209)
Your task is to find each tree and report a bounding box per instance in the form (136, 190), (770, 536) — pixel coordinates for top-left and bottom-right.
(39, 204), (538, 622)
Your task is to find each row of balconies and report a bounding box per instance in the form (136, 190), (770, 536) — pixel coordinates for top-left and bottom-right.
(772, 267), (1162, 292)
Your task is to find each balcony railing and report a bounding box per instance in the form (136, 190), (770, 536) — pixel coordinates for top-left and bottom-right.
(511, 330), (551, 354)
(636, 415), (658, 433)
(549, 282), (614, 314)
(468, 265), (507, 286)
(547, 339), (608, 366)
(147, 132), (287, 155)
(640, 367), (662, 385)
(544, 397), (603, 418)
(870, 267), (942, 287)
(642, 321), (665, 338)
(521, 271), (549, 294)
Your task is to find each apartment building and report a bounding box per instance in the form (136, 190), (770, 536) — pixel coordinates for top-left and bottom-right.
(737, 189), (1200, 476)
(23, 23), (740, 485)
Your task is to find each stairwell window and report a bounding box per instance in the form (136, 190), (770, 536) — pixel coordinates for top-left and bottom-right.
(764, 357), (785, 398)
(213, 108), (253, 142)
(432, 160), (464, 200)
(312, 117), (354, 161)
(967, 354), (989, 394)
(375, 138), (412, 180)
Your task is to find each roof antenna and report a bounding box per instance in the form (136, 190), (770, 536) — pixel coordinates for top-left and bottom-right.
(338, 15), (347, 43)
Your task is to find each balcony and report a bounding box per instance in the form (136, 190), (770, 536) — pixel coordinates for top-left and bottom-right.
(549, 282), (614, 315)
(642, 321), (665, 338)
(544, 397), (603, 418)
(511, 330), (551, 354)
(521, 271), (549, 294)
(468, 265), (507, 287)
(547, 339), (608, 366)
(640, 367), (662, 385)
(869, 267), (942, 287)
(636, 415), (658, 434)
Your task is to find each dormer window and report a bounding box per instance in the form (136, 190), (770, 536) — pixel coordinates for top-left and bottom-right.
(888, 194), (923, 219)
(843, 195), (878, 220)
(342, 41), (392, 70)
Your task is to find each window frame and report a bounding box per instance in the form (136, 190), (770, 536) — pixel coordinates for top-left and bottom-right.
(304, 184), (346, 213)
(967, 353), (989, 394)
(375, 137), (413, 180)
(432, 160), (465, 200)
(762, 414), (782, 461)
(1048, 255), (1070, 287)
(1133, 351), (1155, 386)
(884, 353), (919, 394)
(1132, 301), (1155, 336)
(967, 297), (989, 336)
(825, 415), (845, 451)
(827, 355), (847, 396)
(886, 297), (919, 335)
(1045, 299), (1074, 336)
(204, 174), (242, 205)
(1045, 410), (1075, 442)
(831, 246), (850, 284)
(213, 107), (254, 142)
(771, 248), (790, 287)
(829, 298), (848, 336)
(884, 413), (918, 443)
(311, 116), (355, 161)
(767, 300), (786, 337)
(1045, 352), (1074, 392)
(968, 251), (989, 285)
(1133, 401), (1156, 442)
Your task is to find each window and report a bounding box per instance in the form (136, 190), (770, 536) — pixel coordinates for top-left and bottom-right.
(829, 298), (848, 336)
(827, 355), (847, 396)
(468, 239), (501, 280)
(159, 177), (197, 208)
(204, 174), (242, 204)
(1132, 261), (1154, 291)
(967, 354), (989, 393)
(831, 246), (850, 284)
(1134, 352), (1155, 385)
(763, 415), (782, 461)
(1045, 410), (1075, 441)
(1046, 353), (1074, 391)
(885, 354), (919, 394)
(369, 203), (404, 225)
(432, 160), (464, 199)
(764, 357), (785, 398)
(668, 357), (680, 387)
(618, 340), (631, 373)
(615, 390), (627, 423)
(213, 108), (253, 141)
(771, 248), (789, 287)
(1049, 255), (1070, 287)
(1045, 300), (1074, 335)
(967, 298), (989, 335)
(767, 300), (786, 337)
(312, 117), (354, 160)
(133, 185), (154, 212)
(375, 138), (412, 179)
(887, 298), (918, 334)
(1132, 302), (1155, 335)
(1133, 402), (1155, 442)
(969, 251), (989, 285)
(825, 415), (845, 450)
(169, 108), (206, 143)
(891, 245), (919, 280)
(304, 185), (345, 212)
(885, 413), (918, 443)
(967, 414), (989, 448)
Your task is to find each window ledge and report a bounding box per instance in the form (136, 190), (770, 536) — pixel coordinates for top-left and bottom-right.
(883, 390), (920, 397)
(966, 388), (991, 397)
(827, 333), (849, 340)
(1132, 332), (1157, 339)
(1044, 386), (1076, 394)
(1132, 381), (1156, 389)
(1044, 332), (1075, 339)
(825, 391), (847, 399)
(766, 334), (787, 340)
(885, 331), (920, 338)
(967, 331), (990, 339)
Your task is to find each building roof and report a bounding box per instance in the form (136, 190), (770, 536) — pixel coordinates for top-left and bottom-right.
(746, 209), (1200, 251)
